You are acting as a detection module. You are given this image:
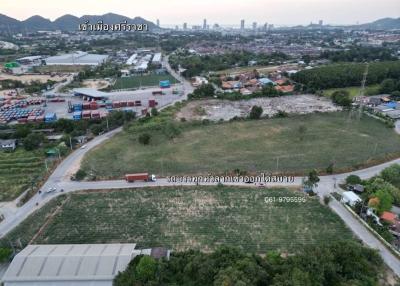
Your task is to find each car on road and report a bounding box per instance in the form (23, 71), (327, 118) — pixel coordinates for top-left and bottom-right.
(46, 187), (57, 193)
(80, 145), (87, 149)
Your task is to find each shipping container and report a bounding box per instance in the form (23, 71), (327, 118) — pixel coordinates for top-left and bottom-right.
(125, 173), (155, 182)
(82, 110), (91, 119)
(91, 110), (100, 119)
(149, 99), (156, 108)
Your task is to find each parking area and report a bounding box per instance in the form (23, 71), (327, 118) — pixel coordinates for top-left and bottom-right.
(176, 94), (341, 121)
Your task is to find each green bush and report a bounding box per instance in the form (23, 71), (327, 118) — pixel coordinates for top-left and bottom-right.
(346, 175), (362, 185)
(249, 106), (263, 120)
(138, 133), (151, 145)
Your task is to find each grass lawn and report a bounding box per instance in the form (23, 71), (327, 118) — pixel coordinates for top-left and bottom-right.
(0, 149), (48, 201)
(81, 111), (400, 178)
(112, 73), (178, 90)
(1, 187), (353, 253)
(323, 85), (380, 98)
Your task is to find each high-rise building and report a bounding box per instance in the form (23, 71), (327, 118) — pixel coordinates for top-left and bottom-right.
(263, 23), (268, 31)
(252, 22), (257, 30)
(156, 19), (160, 27)
(319, 20), (323, 26)
(203, 19), (207, 30)
(183, 23), (187, 30)
(240, 19), (245, 30)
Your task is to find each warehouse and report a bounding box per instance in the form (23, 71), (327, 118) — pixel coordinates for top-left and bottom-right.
(45, 51), (108, 66)
(2, 244), (141, 286)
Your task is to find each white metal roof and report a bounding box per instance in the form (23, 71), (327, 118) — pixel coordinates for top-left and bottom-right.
(152, 53), (162, 63)
(45, 52), (108, 66)
(73, 88), (109, 99)
(342, 191), (361, 203)
(3, 244), (139, 286)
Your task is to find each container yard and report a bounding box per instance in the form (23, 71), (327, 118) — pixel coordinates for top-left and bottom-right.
(0, 84), (180, 124)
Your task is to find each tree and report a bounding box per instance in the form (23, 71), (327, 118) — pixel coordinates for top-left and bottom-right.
(23, 133), (44, 151)
(0, 248), (12, 262)
(150, 107), (159, 116)
(326, 163), (334, 174)
(346, 175), (362, 185)
(135, 256), (157, 281)
(138, 133), (151, 145)
(74, 169), (87, 181)
(308, 169), (320, 185)
(189, 83), (215, 99)
(331, 90), (352, 107)
(374, 189), (393, 214)
(380, 78), (396, 94)
(323, 195), (331, 205)
(249, 106), (263, 119)
(380, 164), (400, 188)
(366, 177), (400, 206)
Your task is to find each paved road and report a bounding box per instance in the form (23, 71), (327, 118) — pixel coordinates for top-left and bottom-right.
(1, 58), (400, 276)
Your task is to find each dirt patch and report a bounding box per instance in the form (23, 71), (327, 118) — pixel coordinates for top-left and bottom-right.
(176, 95), (341, 121)
(0, 73), (68, 84)
(82, 79), (110, 90)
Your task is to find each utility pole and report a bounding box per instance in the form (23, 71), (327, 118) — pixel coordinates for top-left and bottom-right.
(69, 136), (73, 151)
(358, 63), (369, 120)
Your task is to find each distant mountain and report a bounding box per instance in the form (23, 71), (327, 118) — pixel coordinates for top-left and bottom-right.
(0, 13), (157, 35)
(358, 17), (400, 30)
(22, 15), (53, 31)
(0, 14), (22, 33)
(53, 14), (80, 31)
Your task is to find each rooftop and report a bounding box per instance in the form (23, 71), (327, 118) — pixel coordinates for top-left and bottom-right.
(3, 244), (138, 285)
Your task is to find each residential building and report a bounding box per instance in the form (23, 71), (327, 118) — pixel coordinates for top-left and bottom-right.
(0, 139), (16, 151)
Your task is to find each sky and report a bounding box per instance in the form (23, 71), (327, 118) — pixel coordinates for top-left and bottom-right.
(1, 0), (399, 27)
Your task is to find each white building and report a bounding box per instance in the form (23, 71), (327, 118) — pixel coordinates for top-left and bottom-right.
(152, 53), (162, 66)
(45, 51), (108, 66)
(2, 243), (165, 286)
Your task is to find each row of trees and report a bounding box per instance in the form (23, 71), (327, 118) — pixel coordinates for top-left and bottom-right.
(188, 83), (284, 101)
(320, 46), (396, 63)
(114, 242), (383, 286)
(170, 51), (288, 78)
(292, 61), (400, 90)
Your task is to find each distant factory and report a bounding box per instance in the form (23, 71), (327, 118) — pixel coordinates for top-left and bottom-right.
(44, 51), (108, 66)
(124, 51), (163, 74)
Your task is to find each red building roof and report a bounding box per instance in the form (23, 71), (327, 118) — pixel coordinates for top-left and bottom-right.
(380, 211), (397, 223)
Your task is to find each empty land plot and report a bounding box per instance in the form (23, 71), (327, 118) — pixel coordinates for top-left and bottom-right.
(0, 149), (47, 201)
(81, 112), (400, 178)
(323, 85), (380, 98)
(112, 74), (178, 90)
(1, 187), (353, 253)
(176, 95), (340, 121)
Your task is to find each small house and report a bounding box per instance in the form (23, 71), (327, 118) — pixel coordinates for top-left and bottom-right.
(348, 184), (364, 193)
(380, 211), (397, 224)
(0, 139), (17, 151)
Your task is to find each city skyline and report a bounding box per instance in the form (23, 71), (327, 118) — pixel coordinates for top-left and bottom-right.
(1, 0), (399, 26)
